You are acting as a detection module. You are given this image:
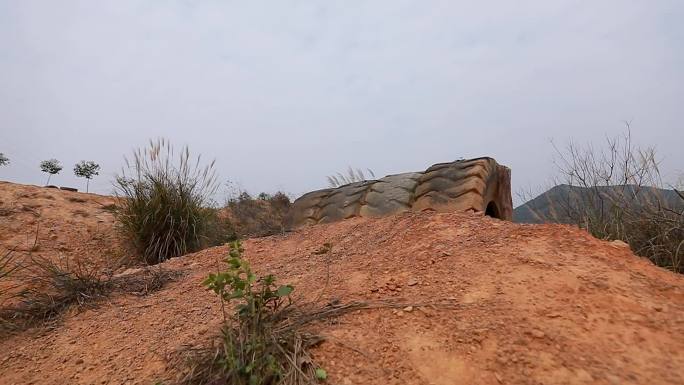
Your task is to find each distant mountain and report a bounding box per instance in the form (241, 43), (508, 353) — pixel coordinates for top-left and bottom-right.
(514, 184), (684, 224)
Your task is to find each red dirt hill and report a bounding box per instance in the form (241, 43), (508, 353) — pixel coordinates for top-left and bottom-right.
(1, 182), (683, 385)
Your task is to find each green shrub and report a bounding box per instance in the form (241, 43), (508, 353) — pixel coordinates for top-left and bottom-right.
(226, 191), (291, 238)
(114, 139), (219, 264)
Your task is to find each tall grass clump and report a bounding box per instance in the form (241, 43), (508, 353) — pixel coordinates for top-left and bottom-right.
(114, 139), (219, 264)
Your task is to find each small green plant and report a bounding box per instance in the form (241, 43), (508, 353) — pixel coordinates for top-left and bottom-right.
(0, 153), (9, 167)
(180, 240), (325, 385)
(40, 159), (63, 185)
(204, 241), (294, 318)
(73, 160), (101, 192)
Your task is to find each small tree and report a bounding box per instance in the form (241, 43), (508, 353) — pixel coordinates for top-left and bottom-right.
(40, 159), (63, 185)
(73, 161), (100, 192)
(0, 153), (9, 167)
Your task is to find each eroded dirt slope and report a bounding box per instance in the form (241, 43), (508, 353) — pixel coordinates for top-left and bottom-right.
(1, 182), (683, 385)
(0, 181), (121, 266)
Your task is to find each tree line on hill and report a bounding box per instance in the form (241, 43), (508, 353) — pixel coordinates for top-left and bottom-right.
(0, 153), (100, 192)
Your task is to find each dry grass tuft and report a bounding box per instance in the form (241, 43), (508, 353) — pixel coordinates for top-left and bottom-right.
(0, 253), (181, 337)
(0, 254), (111, 334)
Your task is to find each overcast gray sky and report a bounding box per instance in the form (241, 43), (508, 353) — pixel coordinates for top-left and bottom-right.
(1, 1), (682, 204)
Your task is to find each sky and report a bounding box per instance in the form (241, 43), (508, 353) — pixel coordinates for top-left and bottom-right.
(1, 1), (682, 205)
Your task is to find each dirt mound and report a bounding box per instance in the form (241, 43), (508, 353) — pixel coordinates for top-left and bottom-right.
(1, 182), (683, 385)
(0, 181), (121, 266)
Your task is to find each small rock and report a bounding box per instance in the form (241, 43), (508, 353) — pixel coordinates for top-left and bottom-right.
(407, 278), (419, 286)
(403, 306), (414, 312)
(75, 358), (84, 365)
(610, 240), (630, 249)
(654, 305), (663, 312)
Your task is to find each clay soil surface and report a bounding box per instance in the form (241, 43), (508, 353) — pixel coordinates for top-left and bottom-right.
(1, 182), (683, 385)
(0, 181), (121, 267)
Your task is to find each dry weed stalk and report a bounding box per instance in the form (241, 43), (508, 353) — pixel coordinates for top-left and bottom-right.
(526, 125), (684, 272)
